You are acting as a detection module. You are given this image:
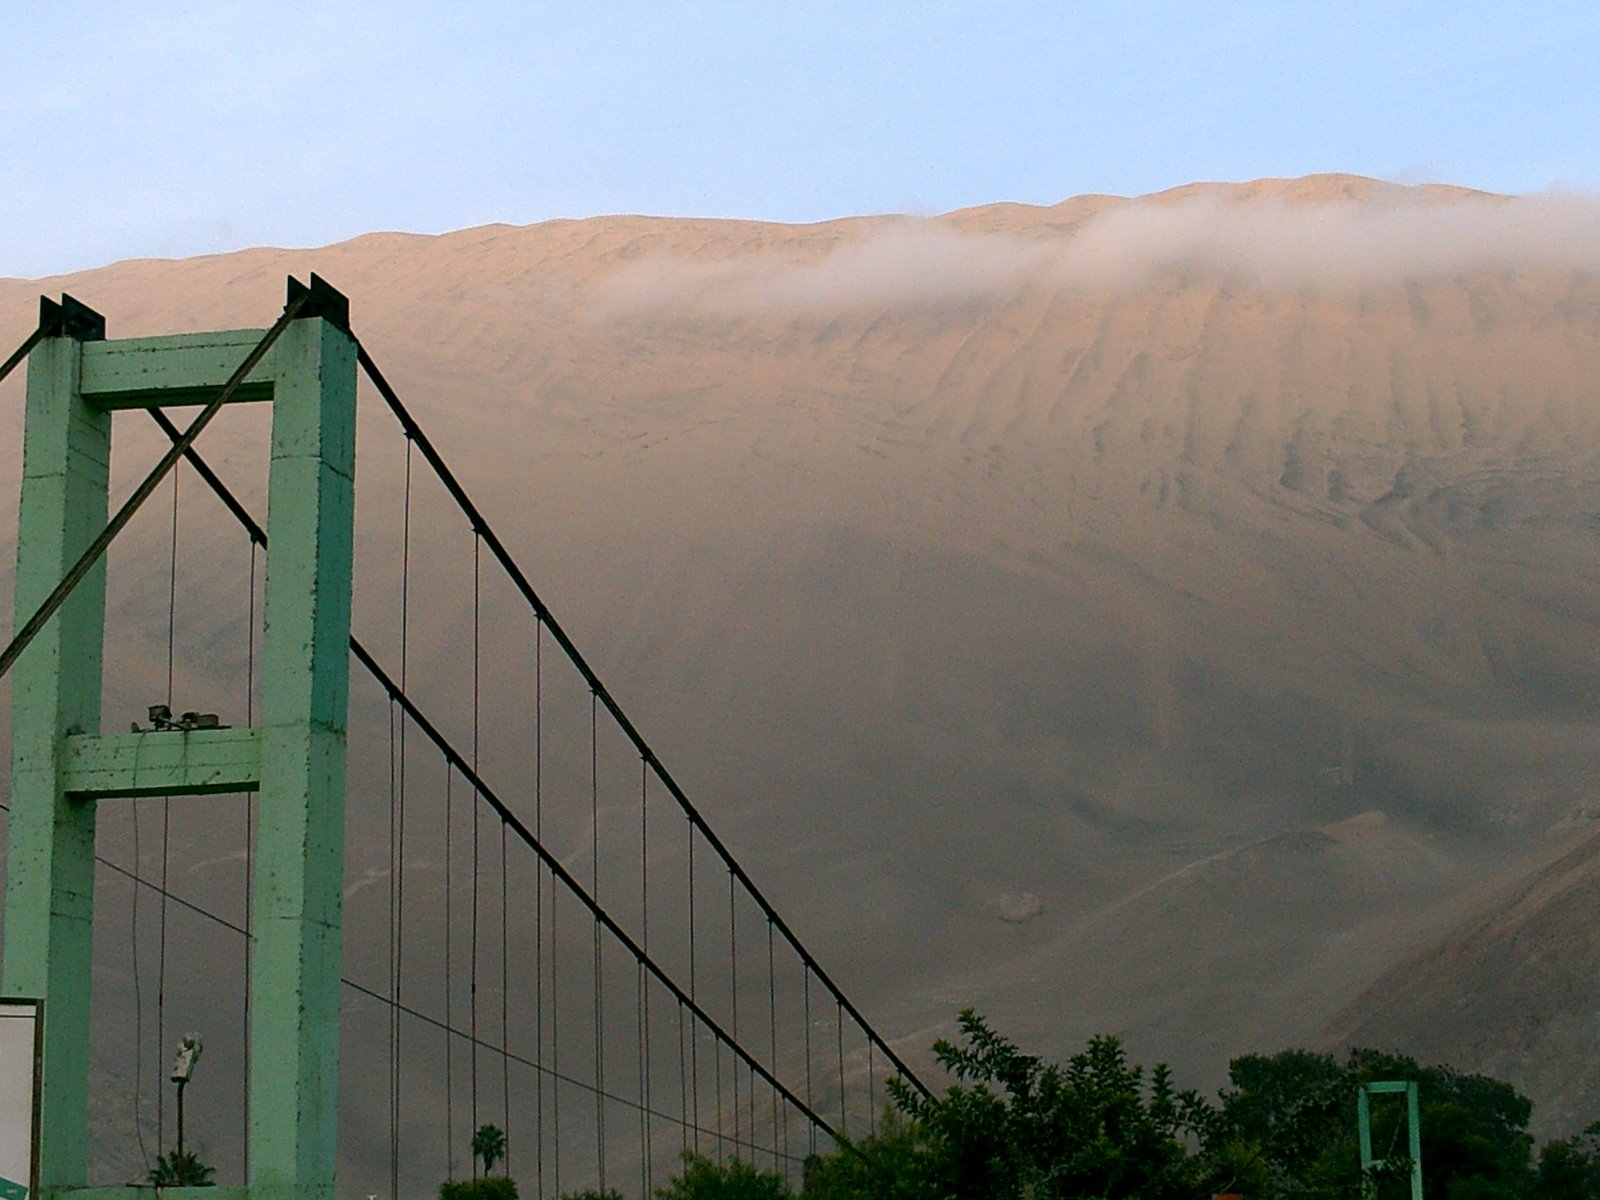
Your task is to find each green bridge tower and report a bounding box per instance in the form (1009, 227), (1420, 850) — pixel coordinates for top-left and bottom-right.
(3, 279), (357, 1200)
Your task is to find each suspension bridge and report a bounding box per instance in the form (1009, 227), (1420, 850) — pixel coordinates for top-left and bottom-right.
(0, 279), (933, 1200)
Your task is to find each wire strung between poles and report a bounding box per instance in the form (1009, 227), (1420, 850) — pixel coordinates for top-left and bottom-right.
(1, 792), (812, 1170)
(0, 291), (307, 685)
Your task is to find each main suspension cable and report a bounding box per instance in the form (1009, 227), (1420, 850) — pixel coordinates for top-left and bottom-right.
(354, 342), (929, 1099)
(140, 347), (872, 1149)
(0, 293), (103, 387)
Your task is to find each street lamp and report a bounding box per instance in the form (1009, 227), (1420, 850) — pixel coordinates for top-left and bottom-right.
(169, 1034), (202, 1159)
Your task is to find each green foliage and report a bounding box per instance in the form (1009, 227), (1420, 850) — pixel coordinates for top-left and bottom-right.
(473, 1122), (509, 1176)
(800, 1108), (941, 1200)
(1534, 1123), (1600, 1200)
(639, 1015), (1596, 1200)
(654, 1151), (793, 1199)
(768, 1017), (1593, 1200)
(1218, 1046), (1536, 1200)
(558, 1190), (624, 1200)
(147, 1148), (216, 1187)
(441, 1175), (518, 1200)
(889, 1009), (1221, 1199)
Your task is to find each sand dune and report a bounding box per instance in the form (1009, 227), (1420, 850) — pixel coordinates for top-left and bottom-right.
(3, 173), (1600, 1180)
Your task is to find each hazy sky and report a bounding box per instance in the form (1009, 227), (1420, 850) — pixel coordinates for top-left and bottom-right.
(2, 1), (1597, 279)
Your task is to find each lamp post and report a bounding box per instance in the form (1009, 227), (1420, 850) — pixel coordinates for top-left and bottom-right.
(170, 1034), (202, 1159)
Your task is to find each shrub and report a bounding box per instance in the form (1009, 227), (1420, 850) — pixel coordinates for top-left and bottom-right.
(440, 1175), (518, 1200)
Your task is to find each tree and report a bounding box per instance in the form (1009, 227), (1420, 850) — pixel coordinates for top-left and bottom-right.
(1215, 1046), (1537, 1200)
(655, 1151), (792, 1200)
(800, 1108), (941, 1200)
(147, 1148), (216, 1187)
(441, 1179), (517, 1200)
(788, 1014), (1600, 1199)
(889, 1010), (1220, 1199)
(1534, 1123), (1600, 1200)
(473, 1123), (508, 1177)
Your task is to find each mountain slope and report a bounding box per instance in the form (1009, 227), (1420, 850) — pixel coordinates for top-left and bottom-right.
(3, 174), (1600, 1179)
(1327, 827), (1600, 1136)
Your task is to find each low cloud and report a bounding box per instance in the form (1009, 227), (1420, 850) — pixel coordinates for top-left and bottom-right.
(1072, 191), (1600, 289)
(595, 190), (1600, 315)
(594, 221), (1057, 316)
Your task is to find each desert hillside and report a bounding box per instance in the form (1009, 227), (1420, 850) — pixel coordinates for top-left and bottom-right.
(1327, 825), (1600, 1135)
(3, 173), (1600, 1177)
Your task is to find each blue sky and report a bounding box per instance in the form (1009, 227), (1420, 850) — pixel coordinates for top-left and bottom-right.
(3, 1), (1597, 279)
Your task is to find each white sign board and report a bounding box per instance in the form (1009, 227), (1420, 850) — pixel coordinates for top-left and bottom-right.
(0, 1000), (38, 1200)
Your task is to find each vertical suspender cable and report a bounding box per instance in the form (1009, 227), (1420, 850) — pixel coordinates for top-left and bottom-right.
(868, 1041), (876, 1138)
(444, 763), (455, 1173)
(533, 623), (545, 1199)
(470, 533), (482, 1143)
(687, 827), (699, 1155)
(500, 797), (511, 1171)
(386, 699), (400, 1196)
(729, 872), (739, 1152)
(550, 865), (561, 1198)
(837, 1001), (847, 1137)
(131, 801), (149, 1168)
(156, 467), (179, 1155)
(714, 1037), (724, 1162)
(639, 759), (652, 1194)
(243, 540), (257, 1180)
(803, 969), (814, 1156)
(767, 920), (779, 1173)
(677, 1000), (689, 1156)
(591, 691), (606, 1194)
(394, 438), (413, 1198)
(636, 961), (648, 1193)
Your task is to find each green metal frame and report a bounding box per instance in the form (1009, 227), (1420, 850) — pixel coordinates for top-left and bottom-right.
(2, 297), (357, 1200)
(1358, 1080), (1423, 1200)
